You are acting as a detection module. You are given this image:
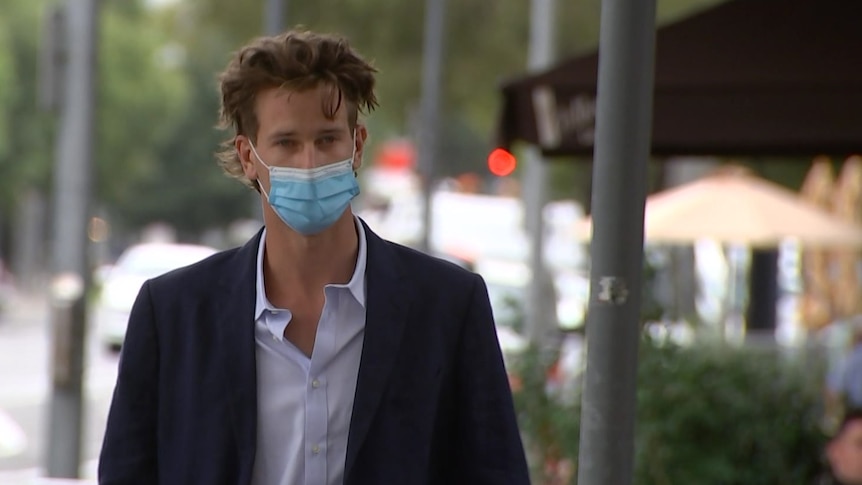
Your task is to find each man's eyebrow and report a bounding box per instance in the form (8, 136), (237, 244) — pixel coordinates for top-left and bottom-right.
(267, 130), (299, 141)
(266, 128), (344, 140)
(317, 128), (345, 136)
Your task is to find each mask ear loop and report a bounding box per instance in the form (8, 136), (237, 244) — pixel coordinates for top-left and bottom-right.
(248, 140), (272, 170)
(246, 140), (272, 200)
(350, 129), (359, 177)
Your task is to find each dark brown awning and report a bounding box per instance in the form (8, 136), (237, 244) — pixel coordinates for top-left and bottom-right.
(498, 0), (862, 158)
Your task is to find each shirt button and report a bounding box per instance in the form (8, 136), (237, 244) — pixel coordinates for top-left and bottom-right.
(312, 445), (320, 454)
(312, 379), (320, 389)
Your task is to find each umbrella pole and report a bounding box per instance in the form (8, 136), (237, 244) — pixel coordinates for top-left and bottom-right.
(746, 248), (779, 343)
(576, 0), (656, 483)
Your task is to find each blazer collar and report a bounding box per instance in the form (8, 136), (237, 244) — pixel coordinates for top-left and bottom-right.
(344, 219), (413, 478)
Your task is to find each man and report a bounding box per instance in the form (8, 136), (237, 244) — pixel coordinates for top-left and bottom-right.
(826, 324), (862, 424)
(98, 29), (529, 485)
(818, 410), (862, 485)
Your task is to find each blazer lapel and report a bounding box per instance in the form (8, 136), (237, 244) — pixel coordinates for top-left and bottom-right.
(214, 229), (261, 481)
(344, 221), (413, 478)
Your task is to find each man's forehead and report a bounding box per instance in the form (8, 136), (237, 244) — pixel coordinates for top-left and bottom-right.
(268, 85), (348, 111)
(257, 86), (351, 127)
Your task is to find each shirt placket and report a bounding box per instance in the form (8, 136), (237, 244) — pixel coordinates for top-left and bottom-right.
(304, 289), (336, 484)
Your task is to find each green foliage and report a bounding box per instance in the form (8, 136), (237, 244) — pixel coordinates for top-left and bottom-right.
(96, 4), (190, 208)
(635, 342), (825, 485)
(512, 345), (581, 482)
(0, 0), (250, 251)
(0, 0), (56, 211)
(513, 338), (827, 484)
(0, 25), (14, 160)
(101, 17), (253, 238)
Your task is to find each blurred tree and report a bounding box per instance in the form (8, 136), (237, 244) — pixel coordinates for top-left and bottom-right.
(0, 0), (254, 258)
(0, 0), (56, 263)
(0, 0), (53, 193)
(95, 3), (191, 225)
(110, 21), (256, 239)
(0, 24), (14, 163)
(99, 8), (253, 240)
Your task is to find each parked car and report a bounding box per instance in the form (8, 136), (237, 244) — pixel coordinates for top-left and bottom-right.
(0, 259), (15, 318)
(94, 242), (217, 351)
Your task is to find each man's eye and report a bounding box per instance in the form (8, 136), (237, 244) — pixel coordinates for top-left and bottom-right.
(278, 139), (296, 148)
(318, 136), (336, 145)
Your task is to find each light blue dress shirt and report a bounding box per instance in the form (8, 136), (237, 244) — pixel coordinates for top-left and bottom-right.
(250, 218), (367, 485)
(828, 343), (862, 408)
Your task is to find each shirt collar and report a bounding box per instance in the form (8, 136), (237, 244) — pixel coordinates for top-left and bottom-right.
(254, 216), (368, 321)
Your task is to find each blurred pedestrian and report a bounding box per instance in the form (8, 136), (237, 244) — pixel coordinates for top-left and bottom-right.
(98, 28), (528, 485)
(826, 323), (862, 424)
(817, 409), (862, 485)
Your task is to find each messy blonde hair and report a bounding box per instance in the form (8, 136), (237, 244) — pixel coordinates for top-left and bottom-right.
(216, 28), (379, 189)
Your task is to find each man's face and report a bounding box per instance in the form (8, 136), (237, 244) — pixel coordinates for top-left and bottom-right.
(829, 420), (862, 484)
(236, 84), (367, 190)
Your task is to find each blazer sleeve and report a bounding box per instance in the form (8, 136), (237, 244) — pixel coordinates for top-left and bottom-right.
(98, 281), (160, 484)
(453, 274), (531, 484)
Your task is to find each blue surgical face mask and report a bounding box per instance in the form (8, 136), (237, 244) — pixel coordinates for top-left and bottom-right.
(249, 134), (360, 235)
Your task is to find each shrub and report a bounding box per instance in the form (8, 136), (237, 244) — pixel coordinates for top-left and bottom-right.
(513, 337), (827, 485)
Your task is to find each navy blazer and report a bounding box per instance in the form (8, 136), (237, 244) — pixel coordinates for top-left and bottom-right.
(98, 222), (530, 485)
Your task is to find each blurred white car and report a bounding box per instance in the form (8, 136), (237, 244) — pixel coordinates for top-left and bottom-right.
(94, 242), (217, 351)
(0, 258), (16, 317)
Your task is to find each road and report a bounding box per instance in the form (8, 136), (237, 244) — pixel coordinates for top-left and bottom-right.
(0, 293), (119, 483)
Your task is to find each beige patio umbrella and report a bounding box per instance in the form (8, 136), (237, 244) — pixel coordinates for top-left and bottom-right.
(799, 157), (837, 330)
(575, 165), (862, 248)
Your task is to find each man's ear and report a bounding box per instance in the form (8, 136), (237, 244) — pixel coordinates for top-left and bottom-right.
(236, 135), (258, 182)
(353, 124), (368, 172)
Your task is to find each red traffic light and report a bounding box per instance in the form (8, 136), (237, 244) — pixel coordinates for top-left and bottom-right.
(488, 148), (517, 177)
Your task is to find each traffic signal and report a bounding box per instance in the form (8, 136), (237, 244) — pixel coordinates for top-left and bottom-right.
(487, 148), (517, 176)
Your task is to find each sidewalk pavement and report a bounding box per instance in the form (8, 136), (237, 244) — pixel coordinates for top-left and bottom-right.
(0, 291), (49, 328)
(0, 459), (98, 485)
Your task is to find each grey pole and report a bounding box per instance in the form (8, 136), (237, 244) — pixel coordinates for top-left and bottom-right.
(576, 0), (656, 483)
(417, 0), (447, 253)
(523, 0), (557, 347)
(45, 0), (99, 478)
(263, 0), (285, 35)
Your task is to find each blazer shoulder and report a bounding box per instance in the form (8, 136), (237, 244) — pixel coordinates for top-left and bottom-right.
(384, 240), (480, 289)
(146, 246), (243, 294)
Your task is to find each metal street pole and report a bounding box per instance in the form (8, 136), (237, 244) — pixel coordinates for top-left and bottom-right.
(576, 0), (656, 483)
(417, 0), (447, 253)
(45, 0), (98, 478)
(263, 0), (286, 35)
(523, 0), (557, 347)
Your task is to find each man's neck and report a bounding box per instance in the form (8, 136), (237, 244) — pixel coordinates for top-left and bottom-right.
(262, 212), (359, 299)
